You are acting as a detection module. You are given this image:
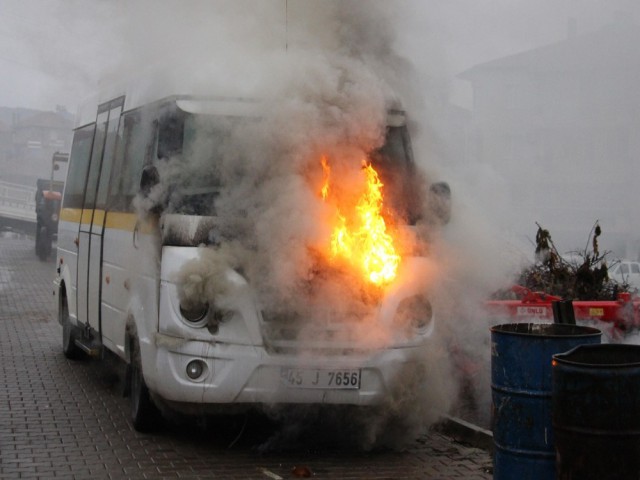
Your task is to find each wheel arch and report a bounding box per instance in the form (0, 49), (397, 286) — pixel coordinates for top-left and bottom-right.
(123, 308), (158, 392)
(124, 314), (138, 365)
(57, 280), (67, 326)
(56, 262), (75, 325)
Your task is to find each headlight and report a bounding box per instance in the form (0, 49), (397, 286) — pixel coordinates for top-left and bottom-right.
(394, 294), (434, 335)
(51, 213), (59, 222)
(179, 301), (209, 327)
(178, 299), (234, 333)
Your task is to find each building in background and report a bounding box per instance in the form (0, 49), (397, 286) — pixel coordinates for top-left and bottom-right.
(460, 17), (640, 259)
(0, 105), (73, 187)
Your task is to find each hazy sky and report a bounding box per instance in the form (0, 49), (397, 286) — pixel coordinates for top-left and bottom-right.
(2, 0), (639, 262)
(0, 0), (637, 112)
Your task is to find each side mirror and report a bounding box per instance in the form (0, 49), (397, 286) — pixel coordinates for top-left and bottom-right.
(140, 165), (160, 195)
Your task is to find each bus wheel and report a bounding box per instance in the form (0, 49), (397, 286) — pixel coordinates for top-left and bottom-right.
(129, 338), (161, 432)
(61, 294), (84, 360)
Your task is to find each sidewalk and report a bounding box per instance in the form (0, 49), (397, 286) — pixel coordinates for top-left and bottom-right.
(0, 231), (493, 479)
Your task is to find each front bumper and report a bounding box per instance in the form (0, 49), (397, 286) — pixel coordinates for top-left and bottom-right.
(151, 334), (426, 412)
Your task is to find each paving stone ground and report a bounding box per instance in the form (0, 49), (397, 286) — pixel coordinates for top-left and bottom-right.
(0, 231), (493, 479)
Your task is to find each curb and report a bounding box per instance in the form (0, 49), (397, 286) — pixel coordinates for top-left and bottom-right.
(434, 414), (494, 452)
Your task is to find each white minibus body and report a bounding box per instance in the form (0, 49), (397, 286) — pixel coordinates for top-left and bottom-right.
(55, 94), (438, 431)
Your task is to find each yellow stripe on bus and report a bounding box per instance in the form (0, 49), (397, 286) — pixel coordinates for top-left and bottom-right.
(81, 209), (93, 225)
(60, 208), (158, 234)
(105, 212), (138, 231)
(92, 209), (105, 226)
(59, 208), (82, 223)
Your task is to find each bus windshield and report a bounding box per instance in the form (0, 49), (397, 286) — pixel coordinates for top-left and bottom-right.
(157, 110), (414, 219)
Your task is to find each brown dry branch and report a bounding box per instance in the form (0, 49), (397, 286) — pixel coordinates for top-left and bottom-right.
(496, 221), (627, 301)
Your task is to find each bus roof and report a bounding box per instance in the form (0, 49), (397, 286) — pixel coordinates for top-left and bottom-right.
(75, 92), (406, 129)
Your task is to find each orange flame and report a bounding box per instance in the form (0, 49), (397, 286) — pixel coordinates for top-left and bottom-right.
(320, 155), (331, 200)
(320, 156), (400, 286)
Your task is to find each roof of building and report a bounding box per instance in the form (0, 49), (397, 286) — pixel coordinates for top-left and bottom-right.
(459, 19), (640, 79)
(14, 110), (74, 130)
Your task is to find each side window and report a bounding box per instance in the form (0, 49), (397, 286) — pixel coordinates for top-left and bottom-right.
(123, 115), (150, 197)
(83, 110), (109, 210)
(110, 112), (156, 212)
(157, 111), (184, 160)
(632, 264), (640, 274)
(106, 118), (127, 211)
(62, 124), (96, 209)
(95, 105), (123, 208)
(106, 104), (183, 212)
(621, 264), (629, 275)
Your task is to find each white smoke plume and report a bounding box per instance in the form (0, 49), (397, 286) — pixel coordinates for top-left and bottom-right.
(75, 0), (511, 447)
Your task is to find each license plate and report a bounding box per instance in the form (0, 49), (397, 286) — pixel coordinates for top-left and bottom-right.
(280, 368), (361, 389)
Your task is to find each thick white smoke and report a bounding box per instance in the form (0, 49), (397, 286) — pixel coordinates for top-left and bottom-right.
(62, 0), (513, 447)
(124, 1), (510, 447)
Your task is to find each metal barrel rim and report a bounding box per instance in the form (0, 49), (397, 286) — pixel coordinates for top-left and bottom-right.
(553, 343), (640, 368)
(491, 322), (601, 338)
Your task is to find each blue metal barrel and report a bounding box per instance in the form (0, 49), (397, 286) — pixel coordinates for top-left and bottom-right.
(491, 323), (601, 480)
(553, 344), (640, 480)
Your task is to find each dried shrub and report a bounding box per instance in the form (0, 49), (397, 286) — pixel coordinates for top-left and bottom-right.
(496, 222), (628, 301)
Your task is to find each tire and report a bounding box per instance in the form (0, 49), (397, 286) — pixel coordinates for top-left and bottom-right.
(61, 294), (84, 360)
(129, 337), (162, 432)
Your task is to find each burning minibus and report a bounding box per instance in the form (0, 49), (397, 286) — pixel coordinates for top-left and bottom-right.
(55, 93), (445, 431)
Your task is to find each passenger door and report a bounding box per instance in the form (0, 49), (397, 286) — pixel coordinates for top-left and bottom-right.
(58, 124), (96, 324)
(76, 97), (124, 335)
